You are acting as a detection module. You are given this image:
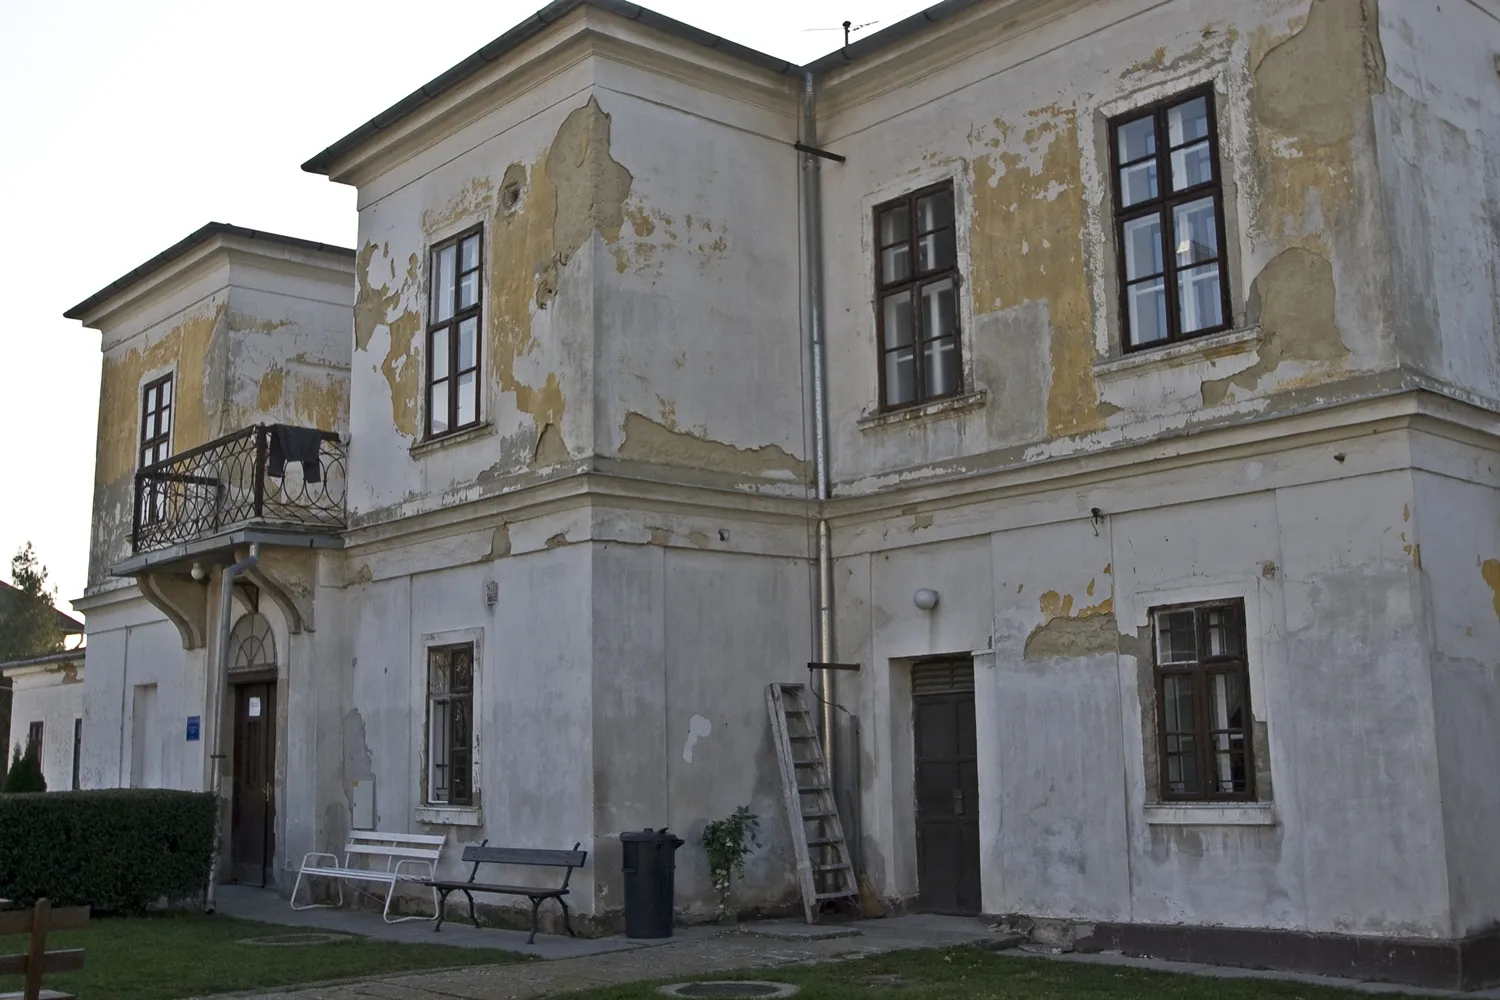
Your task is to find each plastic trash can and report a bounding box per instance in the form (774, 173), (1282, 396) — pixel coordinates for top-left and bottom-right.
(619, 827), (684, 939)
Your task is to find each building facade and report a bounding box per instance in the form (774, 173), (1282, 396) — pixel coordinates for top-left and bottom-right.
(66, 0), (1500, 984)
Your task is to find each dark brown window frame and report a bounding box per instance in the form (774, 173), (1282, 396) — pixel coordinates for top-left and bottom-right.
(26, 720), (43, 758)
(1109, 85), (1234, 352)
(72, 718), (82, 790)
(424, 226), (484, 440)
(1151, 598), (1256, 802)
(139, 373), (173, 468)
(873, 181), (963, 411)
(426, 641), (475, 807)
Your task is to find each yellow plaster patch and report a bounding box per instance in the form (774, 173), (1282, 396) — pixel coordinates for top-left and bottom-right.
(1481, 559), (1500, 619)
(257, 366), (287, 413)
(619, 412), (807, 479)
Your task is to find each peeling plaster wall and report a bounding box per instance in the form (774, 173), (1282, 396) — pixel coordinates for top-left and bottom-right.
(4, 663), (85, 792)
(816, 0), (1398, 492)
(1372, 1), (1500, 402)
(835, 422), (1469, 937)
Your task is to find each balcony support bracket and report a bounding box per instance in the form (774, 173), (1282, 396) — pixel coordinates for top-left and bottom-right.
(138, 571), (210, 651)
(242, 549), (317, 634)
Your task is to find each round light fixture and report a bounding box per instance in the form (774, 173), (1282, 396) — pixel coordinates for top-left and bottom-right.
(190, 563), (207, 582)
(913, 588), (939, 611)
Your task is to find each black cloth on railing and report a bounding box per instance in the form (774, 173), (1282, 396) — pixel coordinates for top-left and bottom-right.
(267, 425), (324, 483)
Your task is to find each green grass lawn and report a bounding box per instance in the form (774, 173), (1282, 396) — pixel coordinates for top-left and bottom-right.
(0, 911), (526, 1000)
(553, 946), (1428, 1000)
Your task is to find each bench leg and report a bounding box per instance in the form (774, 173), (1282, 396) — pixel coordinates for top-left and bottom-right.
(527, 896), (544, 945)
(290, 870), (340, 911)
(463, 889), (478, 929)
(558, 896), (577, 938)
(433, 888), (451, 932)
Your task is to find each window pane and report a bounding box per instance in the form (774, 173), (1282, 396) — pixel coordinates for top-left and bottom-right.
(884, 348), (916, 407)
(428, 648), (450, 693)
(1127, 279), (1167, 345)
(1123, 215), (1163, 279)
(450, 748), (471, 804)
(1116, 115), (1156, 162)
(1168, 97), (1209, 147)
(1177, 264), (1223, 334)
(159, 380), (171, 405)
(1162, 673), (1194, 732)
(916, 190), (953, 233)
(920, 278), (956, 342)
(1173, 197), (1218, 265)
(458, 317), (478, 371)
(451, 696), (471, 748)
(1166, 736), (1200, 795)
(1208, 671), (1245, 731)
(924, 338), (959, 398)
(1205, 606), (1243, 658)
(451, 647), (473, 692)
(431, 245), (456, 322)
(460, 235), (480, 272)
(917, 228), (956, 273)
(1171, 140), (1213, 190)
(878, 206), (909, 247)
(430, 700), (450, 803)
(430, 329), (449, 380)
(430, 381), (450, 436)
(456, 371), (477, 426)
(882, 290), (913, 349)
(458, 269), (478, 310)
(1154, 609), (1198, 664)
(881, 244), (911, 283)
(1120, 160), (1158, 208)
(144, 412), (156, 440)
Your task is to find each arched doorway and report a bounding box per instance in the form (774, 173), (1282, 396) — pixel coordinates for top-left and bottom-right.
(228, 612), (277, 887)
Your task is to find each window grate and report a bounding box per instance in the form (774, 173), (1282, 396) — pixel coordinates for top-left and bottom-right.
(911, 660), (974, 697)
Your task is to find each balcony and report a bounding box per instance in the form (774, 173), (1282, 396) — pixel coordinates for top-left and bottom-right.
(131, 424), (346, 554)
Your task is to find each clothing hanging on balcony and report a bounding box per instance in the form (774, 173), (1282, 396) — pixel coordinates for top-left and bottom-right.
(268, 425), (323, 483)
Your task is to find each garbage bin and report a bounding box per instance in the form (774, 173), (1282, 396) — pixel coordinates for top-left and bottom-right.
(619, 827), (684, 939)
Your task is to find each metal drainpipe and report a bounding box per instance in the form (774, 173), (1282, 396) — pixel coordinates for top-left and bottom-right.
(802, 70), (836, 775)
(203, 543), (260, 913)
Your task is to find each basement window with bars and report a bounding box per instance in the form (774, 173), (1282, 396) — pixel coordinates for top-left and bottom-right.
(426, 643), (474, 806)
(1152, 599), (1255, 801)
(425, 226), (483, 438)
(1110, 86), (1233, 350)
(874, 183), (962, 409)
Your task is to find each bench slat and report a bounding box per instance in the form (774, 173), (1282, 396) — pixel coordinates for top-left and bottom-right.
(0, 948), (86, 976)
(301, 867), (413, 882)
(428, 881), (567, 897)
(344, 844), (442, 861)
(348, 831), (446, 847)
(461, 847), (587, 867)
(0, 907), (89, 936)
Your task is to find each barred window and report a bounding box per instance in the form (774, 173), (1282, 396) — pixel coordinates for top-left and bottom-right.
(1152, 599), (1254, 801)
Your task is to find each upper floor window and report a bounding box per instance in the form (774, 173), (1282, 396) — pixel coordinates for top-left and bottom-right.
(875, 183), (961, 409)
(1111, 87), (1232, 351)
(426, 226), (483, 438)
(1152, 599), (1254, 802)
(140, 374), (172, 468)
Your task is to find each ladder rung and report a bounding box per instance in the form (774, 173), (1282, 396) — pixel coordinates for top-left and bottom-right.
(802, 810), (835, 818)
(808, 837), (841, 847)
(814, 862), (851, 873)
(816, 890), (858, 900)
(798, 782), (830, 792)
(791, 734), (820, 741)
(793, 759), (819, 767)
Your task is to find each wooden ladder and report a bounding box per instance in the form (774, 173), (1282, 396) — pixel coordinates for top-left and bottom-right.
(767, 681), (858, 923)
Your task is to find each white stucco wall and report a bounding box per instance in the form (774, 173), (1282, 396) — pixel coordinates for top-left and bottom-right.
(4, 660), (85, 792)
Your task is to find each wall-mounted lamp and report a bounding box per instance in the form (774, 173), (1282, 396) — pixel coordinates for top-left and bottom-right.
(1090, 507), (1104, 537)
(913, 588), (940, 611)
(190, 562), (207, 583)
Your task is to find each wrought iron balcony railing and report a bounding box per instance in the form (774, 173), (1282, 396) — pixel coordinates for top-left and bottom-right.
(132, 424), (346, 553)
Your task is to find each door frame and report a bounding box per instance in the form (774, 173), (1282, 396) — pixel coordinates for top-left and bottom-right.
(229, 673), (277, 887)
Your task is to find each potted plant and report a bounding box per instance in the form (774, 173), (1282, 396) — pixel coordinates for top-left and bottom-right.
(701, 805), (760, 925)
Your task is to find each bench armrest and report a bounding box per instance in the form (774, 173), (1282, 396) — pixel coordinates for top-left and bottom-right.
(393, 858), (435, 881)
(299, 851), (339, 871)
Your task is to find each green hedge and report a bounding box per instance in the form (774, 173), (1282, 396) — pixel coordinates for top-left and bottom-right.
(0, 789), (217, 912)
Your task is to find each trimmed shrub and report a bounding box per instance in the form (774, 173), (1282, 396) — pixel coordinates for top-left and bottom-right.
(0, 789), (217, 912)
(2, 741), (46, 793)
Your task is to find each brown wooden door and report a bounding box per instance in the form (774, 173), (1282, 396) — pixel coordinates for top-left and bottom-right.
(230, 681), (276, 886)
(913, 660), (981, 914)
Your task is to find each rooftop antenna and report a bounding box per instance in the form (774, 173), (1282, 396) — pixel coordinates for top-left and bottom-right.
(802, 18), (879, 50)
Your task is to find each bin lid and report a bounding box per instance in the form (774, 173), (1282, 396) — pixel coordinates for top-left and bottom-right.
(619, 827), (684, 844)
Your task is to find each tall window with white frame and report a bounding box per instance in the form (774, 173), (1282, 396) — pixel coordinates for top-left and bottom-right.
(139, 373), (173, 524)
(426, 643), (474, 806)
(1111, 86), (1232, 351)
(1151, 599), (1254, 801)
(426, 227), (483, 438)
(874, 183), (962, 409)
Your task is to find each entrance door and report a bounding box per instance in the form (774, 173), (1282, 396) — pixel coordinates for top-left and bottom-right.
(913, 659), (981, 914)
(230, 681), (276, 886)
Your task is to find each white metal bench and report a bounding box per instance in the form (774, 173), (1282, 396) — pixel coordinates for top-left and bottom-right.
(291, 830), (446, 923)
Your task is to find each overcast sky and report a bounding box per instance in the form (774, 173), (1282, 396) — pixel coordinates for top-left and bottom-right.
(0, 0), (928, 613)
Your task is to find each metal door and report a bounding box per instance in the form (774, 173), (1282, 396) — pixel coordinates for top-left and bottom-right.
(230, 681), (276, 886)
(913, 659), (981, 914)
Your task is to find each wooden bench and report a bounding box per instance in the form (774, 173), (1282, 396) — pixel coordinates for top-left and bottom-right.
(291, 830), (445, 923)
(0, 898), (89, 1000)
(423, 840), (587, 944)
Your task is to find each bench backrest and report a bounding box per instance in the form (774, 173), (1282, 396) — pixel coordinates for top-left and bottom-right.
(0, 898), (89, 1000)
(460, 841), (587, 888)
(343, 830), (446, 870)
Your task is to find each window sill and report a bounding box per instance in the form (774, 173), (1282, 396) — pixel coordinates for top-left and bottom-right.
(409, 423), (494, 457)
(1144, 802), (1275, 827)
(1093, 326), (1261, 379)
(858, 390), (987, 430)
(414, 805), (483, 827)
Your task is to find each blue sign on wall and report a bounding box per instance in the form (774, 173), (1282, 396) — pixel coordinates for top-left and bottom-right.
(186, 716), (201, 742)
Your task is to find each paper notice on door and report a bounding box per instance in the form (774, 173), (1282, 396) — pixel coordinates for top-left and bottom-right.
(249, 697), (262, 718)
